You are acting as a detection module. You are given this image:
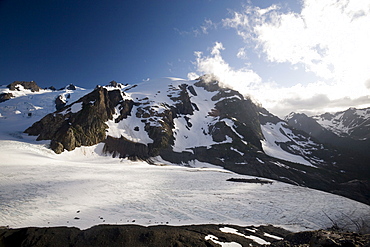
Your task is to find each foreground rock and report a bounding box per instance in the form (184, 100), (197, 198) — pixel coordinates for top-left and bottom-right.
(0, 224), (369, 247)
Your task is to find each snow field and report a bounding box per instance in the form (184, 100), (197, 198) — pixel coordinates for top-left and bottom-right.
(0, 86), (91, 141)
(261, 122), (317, 167)
(0, 140), (369, 232)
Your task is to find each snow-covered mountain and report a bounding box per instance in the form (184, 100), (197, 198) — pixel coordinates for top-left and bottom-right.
(286, 109), (370, 161)
(313, 107), (370, 141)
(286, 107), (370, 142)
(1, 78), (370, 232)
(1, 77), (370, 205)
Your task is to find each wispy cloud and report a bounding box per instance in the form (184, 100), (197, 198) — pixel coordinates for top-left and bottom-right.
(190, 0), (370, 117)
(174, 19), (218, 37)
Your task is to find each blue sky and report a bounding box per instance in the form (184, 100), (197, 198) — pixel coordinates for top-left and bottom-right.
(1, 0), (369, 116)
(0, 0), (243, 86)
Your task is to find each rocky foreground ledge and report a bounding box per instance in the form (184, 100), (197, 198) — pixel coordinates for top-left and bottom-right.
(1, 224), (369, 247)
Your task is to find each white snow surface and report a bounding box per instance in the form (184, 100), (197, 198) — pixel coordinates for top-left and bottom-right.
(0, 85), (90, 141)
(105, 105), (153, 144)
(220, 227), (270, 245)
(0, 80), (369, 232)
(261, 122), (316, 167)
(0, 140), (369, 232)
(205, 235), (242, 247)
(119, 78), (223, 151)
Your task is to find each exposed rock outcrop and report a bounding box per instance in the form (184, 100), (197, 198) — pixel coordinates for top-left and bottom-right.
(103, 136), (150, 160)
(55, 95), (66, 111)
(25, 87), (132, 153)
(0, 93), (13, 103)
(65, 84), (76, 90)
(7, 81), (41, 92)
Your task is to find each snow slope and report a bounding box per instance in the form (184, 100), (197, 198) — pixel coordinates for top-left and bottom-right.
(0, 140), (369, 232)
(260, 116), (326, 167)
(261, 122), (316, 167)
(105, 78), (226, 151)
(0, 85), (91, 141)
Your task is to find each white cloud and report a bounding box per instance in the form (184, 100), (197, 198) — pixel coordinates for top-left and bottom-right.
(188, 42), (262, 94)
(200, 19), (217, 34)
(174, 19), (218, 37)
(236, 47), (248, 59)
(190, 0), (370, 117)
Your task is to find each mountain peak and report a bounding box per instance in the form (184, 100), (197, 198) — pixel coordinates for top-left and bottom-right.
(7, 80), (41, 92)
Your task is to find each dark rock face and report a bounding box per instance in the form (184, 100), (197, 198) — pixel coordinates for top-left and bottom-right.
(0, 93), (13, 103)
(285, 112), (332, 137)
(66, 84), (76, 90)
(103, 136), (150, 160)
(170, 84), (195, 115)
(25, 87), (131, 153)
(55, 95), (66, 111)
(7, 81), (41, 92)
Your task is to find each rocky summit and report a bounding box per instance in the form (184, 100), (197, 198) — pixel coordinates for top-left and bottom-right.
(25, 86), (127, 154)
(21, 76), (370, 205)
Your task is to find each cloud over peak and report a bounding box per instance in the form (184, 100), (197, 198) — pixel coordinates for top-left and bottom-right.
(190, 0), (370, 117)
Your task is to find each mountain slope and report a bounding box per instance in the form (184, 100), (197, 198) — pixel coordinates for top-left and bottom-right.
(313, 107), (370, 140)
(285, 110), (370, 160)
(13, 77), (368, 204)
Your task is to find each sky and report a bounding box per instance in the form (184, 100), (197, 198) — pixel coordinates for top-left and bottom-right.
(1, 0), (369, 117)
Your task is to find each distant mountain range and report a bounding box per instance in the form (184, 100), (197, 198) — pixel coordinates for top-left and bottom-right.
(285, 107), (370, 160)
(1, 76), (369, 205)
